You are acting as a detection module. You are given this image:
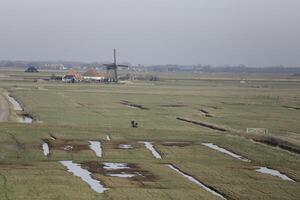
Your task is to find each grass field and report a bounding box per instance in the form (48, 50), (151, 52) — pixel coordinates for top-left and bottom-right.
(0, 70), (299, 200)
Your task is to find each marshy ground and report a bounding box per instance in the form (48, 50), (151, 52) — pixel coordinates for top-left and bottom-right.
(0, 70), (299, 199)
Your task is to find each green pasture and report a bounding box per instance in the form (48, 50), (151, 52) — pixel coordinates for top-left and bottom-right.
(0, 71), (299, 199)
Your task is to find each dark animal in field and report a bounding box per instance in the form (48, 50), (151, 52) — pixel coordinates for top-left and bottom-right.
(131, 120), (138, 128)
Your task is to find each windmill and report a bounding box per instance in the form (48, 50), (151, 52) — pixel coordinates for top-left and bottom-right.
(104, 49), (128, 82)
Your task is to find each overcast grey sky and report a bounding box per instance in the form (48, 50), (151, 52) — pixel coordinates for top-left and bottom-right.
(0, 0), (299, 66)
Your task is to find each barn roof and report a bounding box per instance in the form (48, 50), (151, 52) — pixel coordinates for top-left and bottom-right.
(66, 68), (82, 80)
(83, 68), (106, 77)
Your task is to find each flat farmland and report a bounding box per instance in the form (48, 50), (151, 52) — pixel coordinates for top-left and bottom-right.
(0, 71), (299, 200)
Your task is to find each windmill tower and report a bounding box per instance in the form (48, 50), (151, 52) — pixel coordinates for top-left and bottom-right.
(104, 49), (128, 82)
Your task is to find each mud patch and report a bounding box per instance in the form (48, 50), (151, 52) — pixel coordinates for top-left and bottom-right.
(256, 167), (295, 182)
(81, 161), (156, 181)
(202, 143), (250, 162)
(199, 109), (209, 114)
(43, 139), (89, 152)
(120, 100), (149, 110)
(199, 108), (214, 117)
(177, 117), (227, 132)
(160, 104), (186, 107)
(60, 161), (108, 193)
(167, 164), (226, 199)
(161, 141), (192, 147)
(139, 141), (162, 159)
(221, 102), (246, 106)
(49, 134), (57, 140)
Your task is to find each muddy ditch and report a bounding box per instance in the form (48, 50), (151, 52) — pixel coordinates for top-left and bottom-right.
(167, 164), (226, 199)
(4, 92), (33, 123)
(49, 134), (57, 140)
(4, 93), (22, 111)
(252, 136), (300, 155)
(176, 117), (227, 132)
(177, 116), (300, 155)
(282, 105), (300, 110)
(199, 108), (214, 117)
(81, 161), (157, 182)
(160, 104), (186, 108)
(120, 100), (149, 110)
(201, 143), (296, 181)
(160, 141), (192, 147)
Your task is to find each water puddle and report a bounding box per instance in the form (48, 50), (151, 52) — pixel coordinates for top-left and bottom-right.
(256, 167), (295, 182)
(103, 163), (129, 170)
(139, 141), (162, 159)
(42, 142), (50, 156)
(104, 166), (144, 179)
(118, 144), (133, 149)
(81, 161), (156, 181)
(88, 141), (102, 158)
(60, 161), (108, 193)
(5, 93), (22, 111)
(106, 135), (111, 141)
(202, 143), (250, 162)
(63, 145), (74, 151)
(167, 164), (226, 199)
(5, 93), (33, 123)
(17, 114), (33, 123)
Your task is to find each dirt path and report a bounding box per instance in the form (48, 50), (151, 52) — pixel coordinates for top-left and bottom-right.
(0, 93), (9, 122)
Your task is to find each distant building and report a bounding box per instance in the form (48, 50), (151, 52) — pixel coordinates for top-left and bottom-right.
(25, 66), (39, 73)
(44, 63), (65, 70)
(62, 68), (82, 83)
(82, 68), (106, 82)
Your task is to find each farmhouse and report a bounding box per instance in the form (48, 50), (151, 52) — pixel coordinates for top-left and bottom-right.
(82, 68), (106, 82)
(62, 68), (82, 83)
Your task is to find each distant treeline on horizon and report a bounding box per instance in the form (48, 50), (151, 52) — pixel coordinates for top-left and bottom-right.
(1, 60), (300, 74)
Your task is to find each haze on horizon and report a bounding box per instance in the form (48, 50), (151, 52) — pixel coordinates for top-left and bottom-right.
(0, 0), (299, 67)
